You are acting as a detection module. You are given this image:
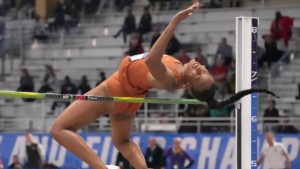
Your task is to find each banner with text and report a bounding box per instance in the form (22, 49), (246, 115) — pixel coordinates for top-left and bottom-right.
(0, 133), (299, 169)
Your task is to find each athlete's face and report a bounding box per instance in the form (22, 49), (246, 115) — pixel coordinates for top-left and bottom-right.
(183, 59), (213, 92)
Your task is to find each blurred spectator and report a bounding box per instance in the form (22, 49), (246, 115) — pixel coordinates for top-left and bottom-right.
(276, 116), (298, 133)
(270, 11), (293, 48)
(210, 88), (234, 117)
(32, 15), (48, 42)
(64, 4), (80, 34)
(211, 58), (228, 90)
(127, 31), (144, 55)
(220, 84), (233, 100)
(0, 153), (3, 169)
(209, 100), (231, 132)
(25, 132), (44, 169)
(97, 0), (114, 14)
(43, 163), (59, 169)
(115, 151), (131, 169)
(258, 35), (284, 69)
(150, 27), (161, 48)
(178, 112), (198, 133)
(177, 49), (191, 64)
(221, 0), (240, 7)
(17, 69), (34, 93)
(12, 0), (28, 9)
(38, 66), (56, 93)
(83, 0), (99, 15)
(193, 105), (210, 133)
(194, 47), (209, 68)
(95, 71), (107, 87)
(165, 35), (181, 55)
(169, 0), (182, 10)
(227, 74), (235, 94)
(164, 138), (194, 169)
(214, 38), (233, 66)
(231, 0), (241, 7)
(296, 83), (300, 100)
(48, 1), (65, 32)
(148, 0), (166, 10)
(64, 0), (83, 14)
(114, 9), (136, 43)
(194, 105), (210, 118)
(0, 0), (10, 16)
(263, 100), (279, 132)
(210, 105), (230, 118)
(178, 89), (194, 117)
(9, 155), (23, 169)
(227, 60), (235, 79)
(145, 137), (165, 169)
(116, 0), (135, 11)
(210, 1), (221, 8)
(137, 7), (152, 39)
(17, 69), (35, 102)
(220, 84), (234, 114)
(50, 76), (77, 113)
(257, 133), (290, 169)
(257, 45), (265, 63)
(77, 75), (91, 94)
(0, 22), (4, 52)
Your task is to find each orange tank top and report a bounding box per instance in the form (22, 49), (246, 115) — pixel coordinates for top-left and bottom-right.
(119, 53), (185, 95)
(160, 55), (185, 89)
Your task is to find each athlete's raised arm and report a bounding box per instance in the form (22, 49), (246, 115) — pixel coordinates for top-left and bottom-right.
(145, 3), (199, 82)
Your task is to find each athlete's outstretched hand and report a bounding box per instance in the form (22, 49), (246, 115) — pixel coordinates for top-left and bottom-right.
(171, 2), (199, 24)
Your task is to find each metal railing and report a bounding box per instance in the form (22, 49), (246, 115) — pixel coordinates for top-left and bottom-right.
(0, 27), (31, 76)
(0, 99), (189, 131)
(0, 100), (299, 133)
(0, 4), (33, 76)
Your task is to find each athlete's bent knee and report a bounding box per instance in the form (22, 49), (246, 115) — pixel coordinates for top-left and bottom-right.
(113, 138), (130, 151)
(50, 123), (61, 139)
(50, 121), (69, 139)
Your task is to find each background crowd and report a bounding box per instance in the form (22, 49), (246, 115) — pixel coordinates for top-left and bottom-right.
(0, 0), (299, 169)
(10, 0), (298, 134)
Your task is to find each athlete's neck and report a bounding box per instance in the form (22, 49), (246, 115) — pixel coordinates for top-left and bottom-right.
(174, 63), (187, 85)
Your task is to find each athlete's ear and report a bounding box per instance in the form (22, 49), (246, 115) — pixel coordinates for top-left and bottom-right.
(185, 82), (192, 92)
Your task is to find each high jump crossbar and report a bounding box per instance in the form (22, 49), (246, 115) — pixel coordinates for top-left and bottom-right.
(0, 90), (206, 104)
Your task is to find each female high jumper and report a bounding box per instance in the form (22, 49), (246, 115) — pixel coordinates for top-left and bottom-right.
(50, 3), (278, 169)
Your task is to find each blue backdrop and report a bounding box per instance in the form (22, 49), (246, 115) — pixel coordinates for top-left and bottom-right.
(0, 133), (299, 169)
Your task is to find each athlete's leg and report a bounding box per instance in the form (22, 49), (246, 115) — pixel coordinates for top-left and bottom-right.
(50, 82), (116, 169)
(110, 113), (147, 169)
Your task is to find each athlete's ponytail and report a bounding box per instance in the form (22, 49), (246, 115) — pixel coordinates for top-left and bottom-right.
(205, 89), (279, 109)
(190, 86), (279, 109)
